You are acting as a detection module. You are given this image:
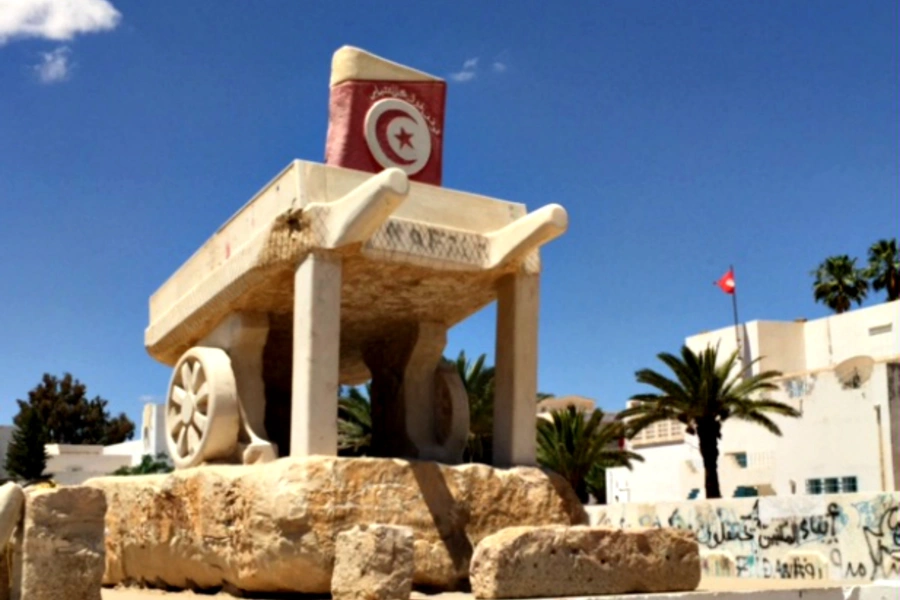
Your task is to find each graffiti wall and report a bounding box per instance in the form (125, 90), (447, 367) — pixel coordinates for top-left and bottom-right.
(586, 493), (899, 582)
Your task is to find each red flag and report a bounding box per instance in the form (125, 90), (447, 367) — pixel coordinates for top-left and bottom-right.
(716, 268), (736, 295)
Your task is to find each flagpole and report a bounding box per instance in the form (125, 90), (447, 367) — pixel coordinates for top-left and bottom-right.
(730, 264), (743, 372)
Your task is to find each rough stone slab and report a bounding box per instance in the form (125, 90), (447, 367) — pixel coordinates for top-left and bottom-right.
(469, 526), (701, 599)
(332, 524), (414, 600)
(86, 456), (586, 594)
(12, 486), (107, 600)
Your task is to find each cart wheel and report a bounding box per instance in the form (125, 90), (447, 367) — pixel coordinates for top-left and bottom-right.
(165, 347), (240, 468)
(431, 361), (470, 462)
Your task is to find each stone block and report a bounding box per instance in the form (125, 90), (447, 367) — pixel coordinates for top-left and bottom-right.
(469, 525), (701, 599)
(332, 524), (414, 600)
(12, 486), (106, 600)
(86, 456), (586, 594)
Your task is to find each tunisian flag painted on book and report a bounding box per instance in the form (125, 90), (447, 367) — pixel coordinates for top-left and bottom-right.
(717, 268), (736, 295)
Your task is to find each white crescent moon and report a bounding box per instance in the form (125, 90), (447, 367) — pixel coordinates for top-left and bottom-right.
(364, 98), (432, 175)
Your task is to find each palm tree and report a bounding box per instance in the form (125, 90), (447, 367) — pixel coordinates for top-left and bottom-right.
(811, 255), (869, 313)
(338, 384), (372, 456)
(619, 344), (800, 499)
(865, 239), (899, 302)
(454, 351), (495, 463)
(537, 406), (643, 503)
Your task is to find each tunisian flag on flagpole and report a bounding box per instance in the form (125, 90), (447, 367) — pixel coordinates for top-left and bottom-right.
(716, 268), (736, 295)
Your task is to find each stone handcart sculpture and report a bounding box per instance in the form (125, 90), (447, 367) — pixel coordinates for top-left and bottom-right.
(144, 47), (569, 469)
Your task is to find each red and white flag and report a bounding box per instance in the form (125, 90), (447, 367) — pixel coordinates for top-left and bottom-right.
(716, 268), (736, 295)
(324, 46), (446, 186)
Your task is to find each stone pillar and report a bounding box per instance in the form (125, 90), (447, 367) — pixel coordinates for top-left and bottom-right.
(291, 252), (342, 456)
(493, 273), (539, 467)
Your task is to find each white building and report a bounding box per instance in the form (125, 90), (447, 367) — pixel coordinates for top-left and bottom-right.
(2, 403), (170, 485)
(607, 300), (899, 503)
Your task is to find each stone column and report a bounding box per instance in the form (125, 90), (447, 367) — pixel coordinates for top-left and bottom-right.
(291, 252), (342, 456)
(493, 273), (539, 467)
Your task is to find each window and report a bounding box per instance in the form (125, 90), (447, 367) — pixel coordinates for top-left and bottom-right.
(687, 488), (700, 500)
(841, 477), (858, 493)
(734, 486), (758, 497)
(806, 479), (824, 495)
(806, 476), (857, 495)
(731, 452), (748, 468)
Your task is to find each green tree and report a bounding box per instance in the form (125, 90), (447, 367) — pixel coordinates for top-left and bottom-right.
(537, 406), (642, 503)
(811, 255), (869, 314)
(4, 407), (49, 481)
(14, 373), (135, 445)
(620, 344), (800, 499)
(111, 453), (173, 476)
(865, 238), (899, 302)
(338, 384), (373, 456)
(455, 351), (496, 463)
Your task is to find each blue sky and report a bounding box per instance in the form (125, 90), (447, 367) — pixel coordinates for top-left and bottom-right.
(0, 1), (897, 429)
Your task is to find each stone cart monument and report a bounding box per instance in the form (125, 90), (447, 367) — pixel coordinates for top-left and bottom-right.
(146, 46), (568, 469)
(77, 46), (601, 598)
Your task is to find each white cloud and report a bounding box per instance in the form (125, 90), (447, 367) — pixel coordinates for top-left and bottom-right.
(449, 70), (476, 83)
(449, 54), (509, 83)
(0, 0), (121, 45)
(449, 57), (479, 83)
(34, 45), (71, 83)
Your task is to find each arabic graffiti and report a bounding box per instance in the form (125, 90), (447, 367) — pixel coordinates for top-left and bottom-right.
(662, 501), (844, 552)
(591, 493), (899, 581)
(732, 555), (825, 580)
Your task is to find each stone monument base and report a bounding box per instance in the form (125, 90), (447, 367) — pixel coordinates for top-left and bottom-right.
(85, 457), (586, 594)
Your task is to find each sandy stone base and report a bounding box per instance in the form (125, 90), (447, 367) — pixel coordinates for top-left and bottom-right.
(86, 456), (586, 594)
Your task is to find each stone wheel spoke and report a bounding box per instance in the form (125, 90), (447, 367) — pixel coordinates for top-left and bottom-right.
(190, 360), (203, 394)
(177, 426), (189, 457)
(194, 382), (209, 414)
(170, 419), (184, 438)
(171, 385), (186, 407)
(193, 412), (208, 431)
(180, 362), (193, 392)
(187, 425), (201, 454)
